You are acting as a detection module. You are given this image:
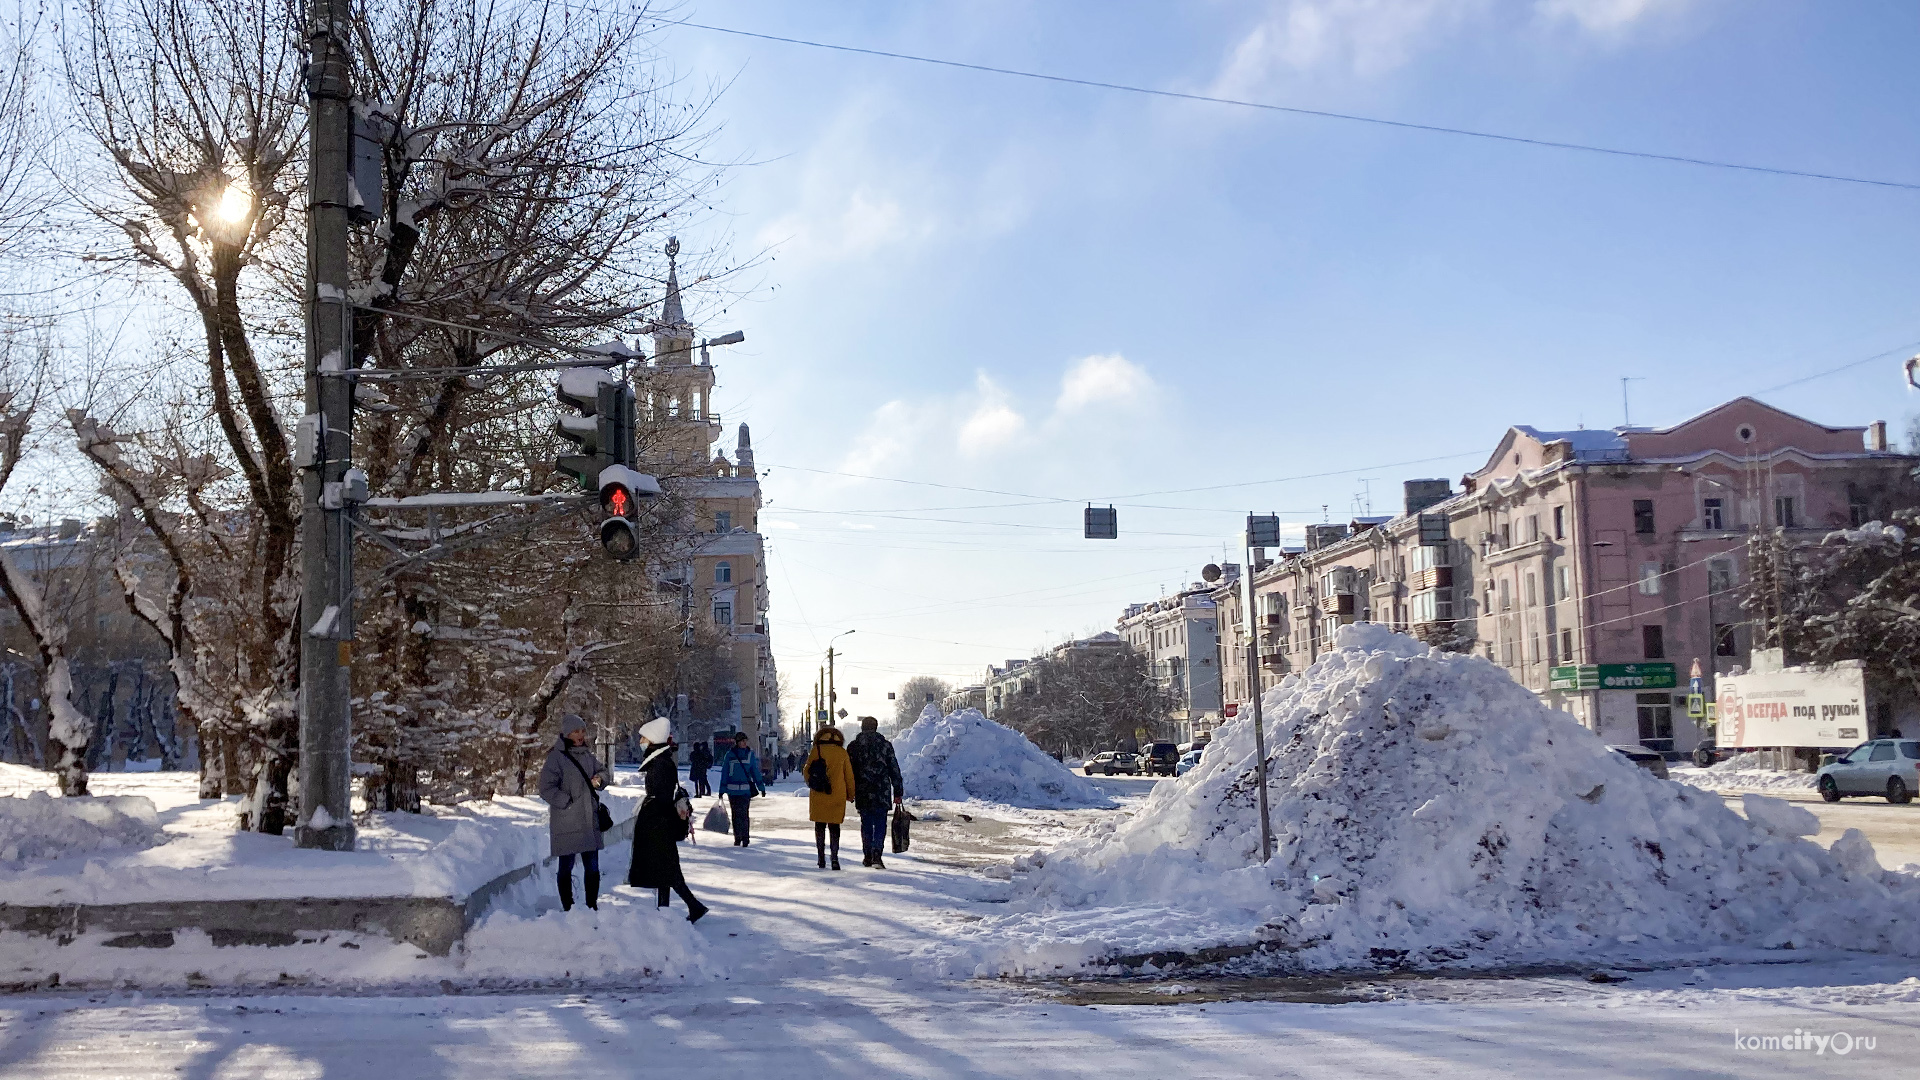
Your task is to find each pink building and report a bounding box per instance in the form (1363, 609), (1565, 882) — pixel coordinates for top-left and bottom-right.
(1216, 397), (1916, 753)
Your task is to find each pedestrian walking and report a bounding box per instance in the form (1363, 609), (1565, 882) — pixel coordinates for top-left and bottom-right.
(688, 738), (714, 798)
(627, 718), (708, 922)
(536, 714), (610, 911)
(803, 725), (856, 869)
(785, 751), (797, 779)
(847, 716), (904, 869)
(718, 731), (767, 845)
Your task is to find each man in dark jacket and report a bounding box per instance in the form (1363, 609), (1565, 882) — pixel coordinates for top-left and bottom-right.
(688, 739), (714, 798)
(847, 716), (903, 868)
(717, 731), (767, 846)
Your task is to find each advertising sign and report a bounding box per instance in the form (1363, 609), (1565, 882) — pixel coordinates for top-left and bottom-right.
(1716, 664), (1867, 748)
(1548, 663), (1676, 691)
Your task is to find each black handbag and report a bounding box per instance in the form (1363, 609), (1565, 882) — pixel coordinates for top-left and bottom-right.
(562, 749), (614, 832)
(890, 805), (914, 854)
(807, 755), (832, 793)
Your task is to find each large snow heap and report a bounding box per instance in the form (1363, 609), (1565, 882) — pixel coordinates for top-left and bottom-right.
(894, 707), (1112, 810)
(0, 790), (165, 865)
(981, 624), (1920, 972)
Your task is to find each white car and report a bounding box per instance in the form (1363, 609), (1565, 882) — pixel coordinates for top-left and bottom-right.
(1817, 739), (1920, 803)
(1174, 750), (1202, 777)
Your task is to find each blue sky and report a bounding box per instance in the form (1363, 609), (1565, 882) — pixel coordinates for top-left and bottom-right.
(649, 0), (1920, 715)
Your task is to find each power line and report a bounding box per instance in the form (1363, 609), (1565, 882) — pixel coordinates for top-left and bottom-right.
(659, 18), (1920, 193)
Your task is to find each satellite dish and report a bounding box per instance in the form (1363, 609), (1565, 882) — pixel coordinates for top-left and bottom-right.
(1201, 563), (1222, 583)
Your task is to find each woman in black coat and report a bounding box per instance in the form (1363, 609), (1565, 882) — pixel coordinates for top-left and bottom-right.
(627, 718), (708, 922)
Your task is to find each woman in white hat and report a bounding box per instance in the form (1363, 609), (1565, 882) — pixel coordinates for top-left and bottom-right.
(627, 717), (708, 921)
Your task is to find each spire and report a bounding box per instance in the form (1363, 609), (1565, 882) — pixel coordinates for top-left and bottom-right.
(660, 236), (686, 329)
(735, 423), (754, 475)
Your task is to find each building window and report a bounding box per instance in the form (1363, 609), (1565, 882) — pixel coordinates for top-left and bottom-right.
(1774, 496), (1796, 528)
(1707, 558), (1734, 595)
(1526, 515), (1539, 543)
(1847, 483), (1869, 527)
(1701, 498), (1723, 531)
(1636, 692), (1674, 746)
(1642, 624), (1664, 659)
(714, 511), (732, 532)
(1501, 638), (1516, 666)
(1553, 505), (1565, 539)
(1498, 578), (1511, 612)
(1633, 500), (1655, 534)
(713, 601), (733, 626)
(1524, 573), (1537, 607)
(1560, 628), (1573, 662)
(1638, 563), (1662, 596)
(1528, 634), (1541, 664)
(1499, 523), (1511, 548)
(1714, 623), (1738, 657)
(1557, 564), (1572, 601)
(715, 561), (732, 584)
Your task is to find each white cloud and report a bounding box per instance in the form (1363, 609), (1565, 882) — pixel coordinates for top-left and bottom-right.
(1211, 0), (1686, 92)
(957, 374), (1027, 456)
(1056, 354), (1155, 413)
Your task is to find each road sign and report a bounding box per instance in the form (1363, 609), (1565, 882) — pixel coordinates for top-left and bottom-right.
(1686, 694), (1705, 718)
(1224, 702), (1239, 718)
(1417, 513), (1450, 546)
(1084, 506), (1118, 539)
(1246, 515), (1281, 548)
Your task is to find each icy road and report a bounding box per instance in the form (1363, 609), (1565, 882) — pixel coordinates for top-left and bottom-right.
(3, 780), (1917, 1078)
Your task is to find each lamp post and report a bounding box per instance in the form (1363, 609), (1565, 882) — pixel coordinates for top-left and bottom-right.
(827, 630), (856, 728)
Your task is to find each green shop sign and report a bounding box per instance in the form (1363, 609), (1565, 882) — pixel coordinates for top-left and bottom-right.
(1547, 663), (1677, 692)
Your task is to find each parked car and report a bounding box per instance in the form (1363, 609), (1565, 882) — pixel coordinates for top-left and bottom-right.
(1140, 742), (1180, 776)
(1691, 740), (1733, 769)
(1175, 749), (1202, 777)
(1083, 751), (1140, 776)
(1609, 745), (1670, 780)
(1816, 739), (1920, 803)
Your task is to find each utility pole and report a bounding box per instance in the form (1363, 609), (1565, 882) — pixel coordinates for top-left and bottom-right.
(1242, 515), (1278, 864)
(296, 0), (356, 851)
(827, 647), (836, 724)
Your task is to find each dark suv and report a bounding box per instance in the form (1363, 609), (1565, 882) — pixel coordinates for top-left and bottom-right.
(1141, 742), (1180, 776)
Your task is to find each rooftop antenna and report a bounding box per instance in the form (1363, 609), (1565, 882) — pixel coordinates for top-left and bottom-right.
(1352, 477), (1375, 518)
(1620, 377), (1644, 427)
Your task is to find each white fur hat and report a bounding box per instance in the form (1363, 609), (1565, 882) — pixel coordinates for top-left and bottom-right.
(638, 717), (672, 746)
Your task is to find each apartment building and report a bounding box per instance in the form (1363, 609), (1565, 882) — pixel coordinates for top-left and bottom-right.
(1117, 585), (1224, 742)
(1215, 397), (1916, 753)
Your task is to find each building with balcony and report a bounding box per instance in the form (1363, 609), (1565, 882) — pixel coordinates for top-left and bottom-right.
(1117, 584), (1223, 742)
(1213, 397), (1917, 754)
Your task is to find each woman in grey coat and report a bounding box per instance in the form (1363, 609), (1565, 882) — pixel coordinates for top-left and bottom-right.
(536, 714), (611, 911)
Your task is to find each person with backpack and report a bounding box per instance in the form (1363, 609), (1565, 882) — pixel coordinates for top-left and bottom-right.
(688, 738), (714, 798)
(536, 714), (611, 911)
(803, 725), (856, 869)
(627, 718), (708, 922)
(847, 716), (904, 869)
(717, 731), (767, 846)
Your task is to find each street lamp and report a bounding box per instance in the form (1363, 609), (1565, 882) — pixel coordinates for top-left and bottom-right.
(827, 630), (856, 729)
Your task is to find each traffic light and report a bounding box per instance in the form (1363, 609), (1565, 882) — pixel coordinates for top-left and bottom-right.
(594, 464), (661, 561)
(554, 367), (637, 489)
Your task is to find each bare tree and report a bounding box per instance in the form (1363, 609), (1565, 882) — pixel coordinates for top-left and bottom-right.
(893, 675), (951, 730)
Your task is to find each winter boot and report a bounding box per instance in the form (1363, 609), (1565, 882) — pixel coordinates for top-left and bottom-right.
(873, 854), (886, 870)
(816, 827), (828, 868)
(687, 900), (710, 924)
(584, 869), (600, 911)
(558, 873), (575, 912)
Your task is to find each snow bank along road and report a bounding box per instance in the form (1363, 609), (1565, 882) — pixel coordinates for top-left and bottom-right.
(5, 785), (1920, 1077)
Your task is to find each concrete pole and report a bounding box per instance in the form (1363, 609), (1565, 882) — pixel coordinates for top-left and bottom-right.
(1242, 533), (1274, 863)
(828, 647), (836, 725)
(296, 0), (356, 850)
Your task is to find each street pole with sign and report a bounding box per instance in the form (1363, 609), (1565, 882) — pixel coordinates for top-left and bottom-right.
(1243, 514), (1279, 863)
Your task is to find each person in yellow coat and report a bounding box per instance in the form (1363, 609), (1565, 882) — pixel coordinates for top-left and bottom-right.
(804, 725), (856, 870)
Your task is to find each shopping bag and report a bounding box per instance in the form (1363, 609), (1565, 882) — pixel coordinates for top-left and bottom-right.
(703, 800), (731, 834)
(890, 805), (914, 853)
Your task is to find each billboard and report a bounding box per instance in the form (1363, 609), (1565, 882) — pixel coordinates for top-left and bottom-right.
(1716, 664), (1867, 748)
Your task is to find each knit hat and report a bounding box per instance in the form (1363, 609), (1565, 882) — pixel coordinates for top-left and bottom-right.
(558, 714), (588, 737)
(638, 717), (672, 746)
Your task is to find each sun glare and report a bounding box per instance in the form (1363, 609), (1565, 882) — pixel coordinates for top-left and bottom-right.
(215, 184), (252, 225)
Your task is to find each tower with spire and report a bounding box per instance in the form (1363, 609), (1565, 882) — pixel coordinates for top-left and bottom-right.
(644, 238), (779, 755)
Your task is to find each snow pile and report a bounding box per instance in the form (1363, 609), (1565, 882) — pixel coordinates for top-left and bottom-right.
(0, 791), (165, 864)
(893, 708), (1111, 810)
(463, 902), (722, 981)
(964, 625), (1920, 974)
(1670, 750), (1816, 793)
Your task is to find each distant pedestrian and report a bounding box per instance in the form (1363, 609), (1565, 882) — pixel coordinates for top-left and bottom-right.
(688, 738), (713, 798)
(536, 714), (610, 912)
(627, 718), (708, 922)
(847, 716), (904, 869)
(718, 731), (767, 846)
(785, 751), (797, 779)
(803, 725), (856, 870)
